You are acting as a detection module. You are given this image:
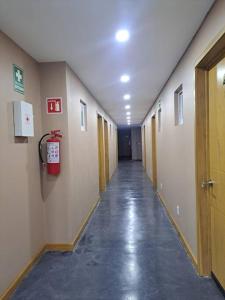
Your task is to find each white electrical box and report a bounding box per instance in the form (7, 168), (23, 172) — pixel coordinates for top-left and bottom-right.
(14, 101), (34, 137)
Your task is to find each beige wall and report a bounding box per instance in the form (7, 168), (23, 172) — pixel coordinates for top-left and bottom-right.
(39, 62), (71, 243)
(66, 65), (117, 241)
(142, 0), (225, 260)
(39, 63), (118, 245)
(0, 36), (117, 296)
(0, 32), (45, 294)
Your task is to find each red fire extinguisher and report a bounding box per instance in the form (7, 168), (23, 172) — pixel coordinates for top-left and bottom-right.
(39, 130), (63, 175)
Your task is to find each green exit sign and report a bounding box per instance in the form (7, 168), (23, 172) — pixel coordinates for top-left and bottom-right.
(13, 64), (24, 94)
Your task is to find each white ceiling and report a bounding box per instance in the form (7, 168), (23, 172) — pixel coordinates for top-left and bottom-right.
(0, 0), (214, 125)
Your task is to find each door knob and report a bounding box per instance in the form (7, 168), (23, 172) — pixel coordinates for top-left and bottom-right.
(201, 180), (215, 189)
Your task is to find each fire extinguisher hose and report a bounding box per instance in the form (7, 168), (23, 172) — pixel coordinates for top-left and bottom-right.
(38, 133), (50, 163)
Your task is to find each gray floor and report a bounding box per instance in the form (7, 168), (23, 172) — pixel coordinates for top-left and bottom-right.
(11, 161), (224, 300)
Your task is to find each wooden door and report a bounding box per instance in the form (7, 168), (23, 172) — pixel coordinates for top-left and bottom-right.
(208, 57), (225, 288)
(143, 126), (146, 169)
(104, 120), (109, 183)
(97, 115), (106, 192)
(151, 115), (157, 189)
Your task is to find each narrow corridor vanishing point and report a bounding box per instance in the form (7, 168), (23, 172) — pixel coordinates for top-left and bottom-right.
(12, 162), (223, 300)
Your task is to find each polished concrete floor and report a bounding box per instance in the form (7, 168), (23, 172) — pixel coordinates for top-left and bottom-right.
(12, 161), (224, 299)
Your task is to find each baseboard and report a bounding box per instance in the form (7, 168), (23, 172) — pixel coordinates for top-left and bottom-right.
(139, 173), (198, 270)
(45, 243), (73, 252)
(70, 197), (100, 248)
(46, 198), (100, 252)
(157, 192), (198, 271)
(1, 198), (100, 300)
(1, 245), (46, 300)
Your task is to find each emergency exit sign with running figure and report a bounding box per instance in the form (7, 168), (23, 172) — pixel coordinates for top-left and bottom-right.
(46, 97), (63, 114)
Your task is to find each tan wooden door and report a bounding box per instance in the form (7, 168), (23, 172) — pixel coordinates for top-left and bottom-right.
(104, 120), (109, 183)
(143, 126), (146, 169)
(98, 115), (106, 192)
(151, 115), (157, 189)
(209, 57), (225, 288)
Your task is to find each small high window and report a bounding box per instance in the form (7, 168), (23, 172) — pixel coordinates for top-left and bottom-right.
(158, 108), (162, 132)
(80, 100), (87, 131)
(174, 85), (184, 126)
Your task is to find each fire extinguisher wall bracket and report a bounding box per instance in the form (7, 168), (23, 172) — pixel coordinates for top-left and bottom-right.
(39, 133), (50, 165)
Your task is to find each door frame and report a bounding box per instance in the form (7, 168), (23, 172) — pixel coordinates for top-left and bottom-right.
(195, 32), (225, 276)
(143, 125), (146, 169)
(151, 115), (157, 189)
(104, 119), (109, 183)
(97, 114), (106, 192)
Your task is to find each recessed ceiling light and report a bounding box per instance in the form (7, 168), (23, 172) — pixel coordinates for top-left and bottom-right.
(125, 105), (130, 110)
(120, 74), (130, 83)
(126, 111), (131, 116)
(123, 94), (131, 100)
(115, 29), (130, 42)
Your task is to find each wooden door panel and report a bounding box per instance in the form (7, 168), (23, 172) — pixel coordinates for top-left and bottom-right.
(211, 207), (225, 287)
(104, 120), (109, 183)
(209, 57), (225, 288)
(151, 116), (157, 189)
(98, 116), (106, 192)
(210, 170), (225, 214)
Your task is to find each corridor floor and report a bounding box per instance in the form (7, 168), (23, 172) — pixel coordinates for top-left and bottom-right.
(12, 162), (224, 300)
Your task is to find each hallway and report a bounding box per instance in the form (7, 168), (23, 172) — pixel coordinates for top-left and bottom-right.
(11, 162), (223, 300)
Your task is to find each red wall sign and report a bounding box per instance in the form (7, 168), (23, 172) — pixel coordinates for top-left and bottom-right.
(47, 97), (63, 114)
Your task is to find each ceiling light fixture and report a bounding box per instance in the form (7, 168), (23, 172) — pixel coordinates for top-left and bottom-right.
(115, 29), (130, 42)
(125, 105), (130, 110)
(123, 94), (131, 100)
(126, 111), (131, 116)
(120, 74), (130, 83)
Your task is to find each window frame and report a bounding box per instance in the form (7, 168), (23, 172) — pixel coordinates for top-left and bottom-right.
(174, 85), (184, 126)
(158, 107), (162, 132)
(80, 100), (87, 131)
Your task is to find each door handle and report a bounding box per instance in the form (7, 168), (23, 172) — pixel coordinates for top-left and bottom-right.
(201, 180), (215, 189)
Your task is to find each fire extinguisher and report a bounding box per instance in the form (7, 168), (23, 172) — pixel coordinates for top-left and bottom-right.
(39, 130), (63, 175)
